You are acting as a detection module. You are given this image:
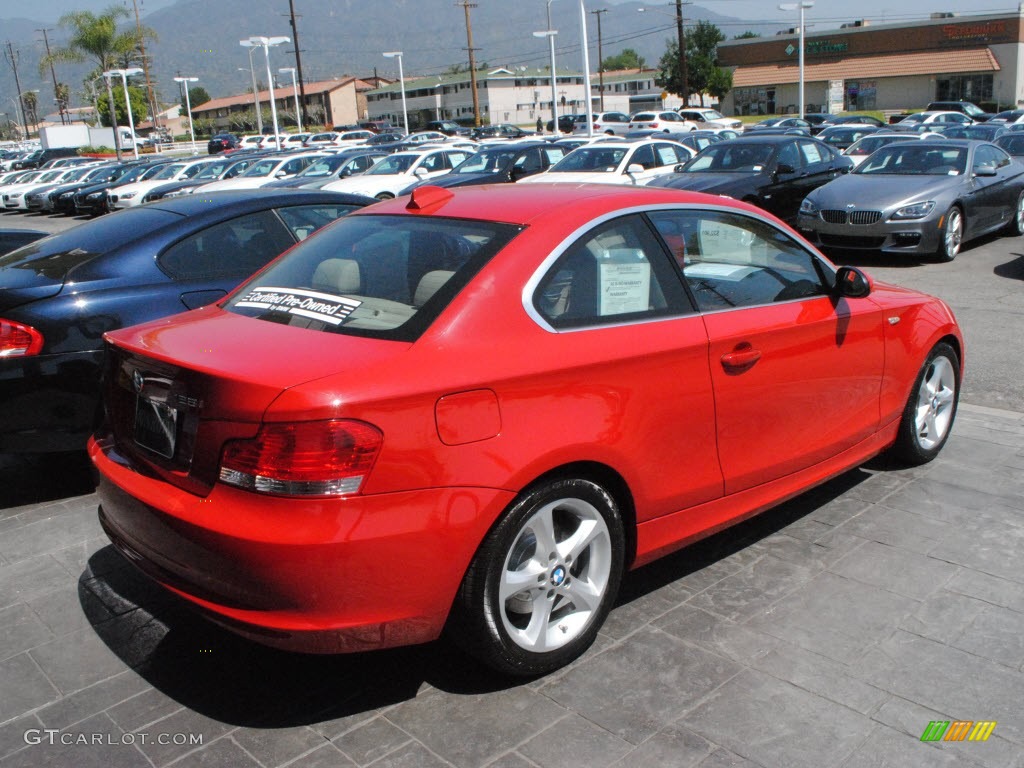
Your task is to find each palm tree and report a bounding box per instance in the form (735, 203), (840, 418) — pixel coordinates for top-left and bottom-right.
(41, 6), (145, 76)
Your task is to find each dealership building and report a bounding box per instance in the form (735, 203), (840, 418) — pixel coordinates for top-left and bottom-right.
(717, 11), (1024, 116)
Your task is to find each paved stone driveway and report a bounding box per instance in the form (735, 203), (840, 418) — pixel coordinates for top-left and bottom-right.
(1, 403), (1022, 768)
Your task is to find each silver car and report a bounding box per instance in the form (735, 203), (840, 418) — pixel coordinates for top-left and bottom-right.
(796, 140), (1024, 261)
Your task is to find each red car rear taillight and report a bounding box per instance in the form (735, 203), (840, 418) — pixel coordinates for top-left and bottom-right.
(219, 419), (383, 497)
(0, 319), (43, 357)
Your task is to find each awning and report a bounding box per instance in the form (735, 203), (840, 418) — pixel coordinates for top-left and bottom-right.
(731, 47), (999, 88)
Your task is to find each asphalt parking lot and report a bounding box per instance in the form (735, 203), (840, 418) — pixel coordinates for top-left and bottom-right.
(1, 210), (1023, 768)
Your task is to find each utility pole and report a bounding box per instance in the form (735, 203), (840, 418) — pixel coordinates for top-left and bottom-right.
(128, 0), (160, 132)
(457, 1), (481, 126)
(37, 29), (65, 124)
(286, 0), (310, 128)
(591, 9), (607, 112)
(4, 42), (30, 139)
(676, 0), (689, 108)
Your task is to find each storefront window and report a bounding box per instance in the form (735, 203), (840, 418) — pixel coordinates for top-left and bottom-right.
(845, 81), (877, 111)
(936, 74), (993, 103)
(733, 87), (777, 116)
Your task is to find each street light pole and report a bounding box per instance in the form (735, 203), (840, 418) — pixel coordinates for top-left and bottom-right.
(103, 68), (143, 159)
(383, 51), (408, 135)
(579, 0), (594, 137)
(244, 36), (290, 149)
(279, 67), (301, 133)
(639, 3), (689, 107)
(239, 41), (264, 134)
(173, 75), (198, 153)
(533, 29), (559, 136)
(779, 1), (813, 119)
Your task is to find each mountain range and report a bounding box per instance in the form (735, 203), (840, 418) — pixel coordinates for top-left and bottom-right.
(2, 0), (782, 127)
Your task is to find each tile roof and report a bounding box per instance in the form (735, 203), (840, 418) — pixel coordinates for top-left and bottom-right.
(191, 77), (376, 113)
(731, 48), (1000, 88)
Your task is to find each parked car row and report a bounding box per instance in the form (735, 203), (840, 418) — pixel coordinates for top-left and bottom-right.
(0, 119), (968, 679)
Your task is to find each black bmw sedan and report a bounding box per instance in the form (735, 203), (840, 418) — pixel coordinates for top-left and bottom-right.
(646, 134), (853, 223)
(0, 189), (375, 453)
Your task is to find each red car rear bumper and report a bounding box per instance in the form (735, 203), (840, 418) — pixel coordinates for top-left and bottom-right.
(90, 436), (514, 653)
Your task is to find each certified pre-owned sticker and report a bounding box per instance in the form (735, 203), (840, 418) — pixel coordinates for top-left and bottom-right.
(235, 287), (362, 325)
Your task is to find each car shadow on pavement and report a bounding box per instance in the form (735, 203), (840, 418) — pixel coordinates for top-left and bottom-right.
(0, 451), (96, 509)
(79, 463), (878, 729)
(994, 252), (1024, 280)
(615, 465), (874, 606)
(80, 543), (527, 729)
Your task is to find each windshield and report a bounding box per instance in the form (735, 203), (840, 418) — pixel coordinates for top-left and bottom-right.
(195, 161), (231, 180)
(900, 114), (927, 124)
(365, 154), (417, 175)
(153, 163), (186, 180)
(298, 156), (348, 177)
(0, 208), (178, 281)
(845, 136), (912, 156)
(226, 214), (521, 341)
(856, 145), (967, 175)
(453, 150), (516, 174)
(241, 159), (281, 177)
(961, 103), (986, 118)
(547, 147), (627, 173)
(684, 143), (773, 172)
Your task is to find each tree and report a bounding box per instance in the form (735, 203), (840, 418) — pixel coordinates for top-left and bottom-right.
(40, 6), (143, 78)
(734, 31), (761, 39)
(181, 86), (211, 117)
(21, 92), (39, 129)
(656, 21), (731, 104)
(601, 48), (646, 72)
(96, 85), (148, 127)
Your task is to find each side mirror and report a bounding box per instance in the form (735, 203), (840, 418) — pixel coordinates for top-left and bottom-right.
(626, 163), (645, 176)
(413, 167), (428, 177)
(775, 163), (796, 175)
(673, 163), (686, 173)
(835, 266), (872, 298)
(340, 168), (353, 178)
(974, 163), (997, 177)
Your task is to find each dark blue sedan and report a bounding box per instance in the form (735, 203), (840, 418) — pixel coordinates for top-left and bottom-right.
(0, 189), (374, 452)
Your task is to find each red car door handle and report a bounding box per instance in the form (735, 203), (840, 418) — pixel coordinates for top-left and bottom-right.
(721, 345), (762, 374)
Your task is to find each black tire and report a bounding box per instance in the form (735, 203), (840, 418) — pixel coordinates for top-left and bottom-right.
(934, 206), (962, 262)
(375, 192), (395, 200)
(1001, 191), (1024, 236)
(891, 342), (960, 465)
(448, 477), (625, 677)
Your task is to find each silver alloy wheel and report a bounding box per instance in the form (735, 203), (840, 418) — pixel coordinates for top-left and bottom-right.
(942, 208), (962, 259)
(1015, 193), (1024, 233)
(914, 354), (957, 450)
(499, 497), (612, 652)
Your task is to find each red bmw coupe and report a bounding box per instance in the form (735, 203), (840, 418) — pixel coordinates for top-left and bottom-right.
(91, 184), (963, 676)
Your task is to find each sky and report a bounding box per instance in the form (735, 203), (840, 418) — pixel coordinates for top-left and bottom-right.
(14, 0), (1024, 32)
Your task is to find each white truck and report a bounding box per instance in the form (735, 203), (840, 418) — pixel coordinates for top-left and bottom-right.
(38, 124), (141, 150)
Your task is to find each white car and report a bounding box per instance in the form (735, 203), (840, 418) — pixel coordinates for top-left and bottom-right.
(321, 147), (475, 199)
(1, 169), (68, 209)
(517, 140), (694, 186)
(2, 167), (86, 210)
(193, 152), (328, 192)
(331, 130), (375, 147)
(283, 133), (312, 149)
(109, 158), (219, 209)
(238, 135), (264, 151)
(627, 111), (696, 133)
(893, 111), (973, 132)
(572, 112), (632, 136)
(678, 108), (743, 131)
